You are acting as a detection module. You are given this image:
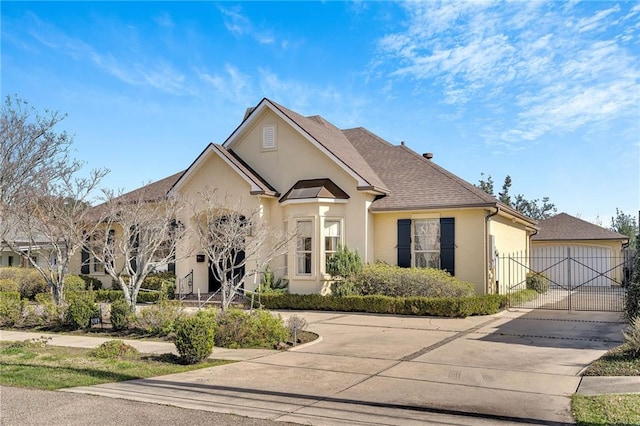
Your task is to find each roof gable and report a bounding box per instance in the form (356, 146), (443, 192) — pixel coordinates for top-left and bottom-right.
(170, 143), (277, 196)
(532, 213), (628, 241)
(223, 98), (388, 194)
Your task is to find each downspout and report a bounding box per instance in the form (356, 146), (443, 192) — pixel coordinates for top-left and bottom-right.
(485, 206), (499, 294)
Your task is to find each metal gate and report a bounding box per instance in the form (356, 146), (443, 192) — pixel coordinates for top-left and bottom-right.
(497, 247), (632, 311)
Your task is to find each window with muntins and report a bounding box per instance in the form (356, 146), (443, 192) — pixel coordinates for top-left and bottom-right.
(413, 219), (440, 269)
(324, 219), (341, 272)
(296, 220), (312, 275)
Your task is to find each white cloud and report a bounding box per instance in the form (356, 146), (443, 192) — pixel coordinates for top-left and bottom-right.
(154, 12), (174, 29)
(375, 1), (640, 146)
(218, 5), (275, 45)
(26, 14), (186, 95)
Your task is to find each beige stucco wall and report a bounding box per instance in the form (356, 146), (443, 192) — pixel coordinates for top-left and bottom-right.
(372, 208), (488, 294)
(174, 149), (258, 295)
(490, 214), (532, 294)
(223, 108), (377, 295)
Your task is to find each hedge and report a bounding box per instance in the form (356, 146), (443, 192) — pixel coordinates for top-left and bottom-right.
(249, 293), (507, 318)
(68, 289), (161, 304)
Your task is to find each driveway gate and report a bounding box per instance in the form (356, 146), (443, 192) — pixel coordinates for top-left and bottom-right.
(497, 247), (632, 311)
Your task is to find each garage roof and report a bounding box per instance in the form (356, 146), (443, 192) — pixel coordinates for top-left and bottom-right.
(532, 213), (629, 241)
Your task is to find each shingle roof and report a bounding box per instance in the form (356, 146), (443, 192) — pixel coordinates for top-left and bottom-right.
(116, 170), (184, 203)
(342, 127), (506, 212)
(280, 179), (349, 203)
(266, 100), (389, 194)
(532, 213), (628, 241)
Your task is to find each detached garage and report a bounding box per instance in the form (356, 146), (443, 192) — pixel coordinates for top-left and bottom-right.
(531, 213), (630, 287)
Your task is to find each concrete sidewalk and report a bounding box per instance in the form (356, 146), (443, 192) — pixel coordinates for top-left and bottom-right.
(2, 309), (637, 426)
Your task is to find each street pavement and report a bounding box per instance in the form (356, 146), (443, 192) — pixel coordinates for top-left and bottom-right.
(1, 309), (637, 426)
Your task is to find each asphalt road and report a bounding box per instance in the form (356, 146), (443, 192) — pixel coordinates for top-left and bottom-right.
(0, 386), (290, 426)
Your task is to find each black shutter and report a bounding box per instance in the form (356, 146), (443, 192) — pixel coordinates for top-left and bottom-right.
(81, 233), (90, 274)
(440, 218), (455, 275)
(397, 219), (412, 268)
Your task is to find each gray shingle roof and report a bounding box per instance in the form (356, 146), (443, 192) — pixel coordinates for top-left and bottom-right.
(532, 213), (628, 241)
(342, 127), (505, 212)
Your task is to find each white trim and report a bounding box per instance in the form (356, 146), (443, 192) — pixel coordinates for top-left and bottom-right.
(280, 198), (348, 207)
(223, 99), (372, 190)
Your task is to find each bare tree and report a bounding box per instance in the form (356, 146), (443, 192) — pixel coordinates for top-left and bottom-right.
(86, 188), (185, 309)
(2, 171), (107, 304)
(0, 95), (80, 216)
(189, 188), (294, 311)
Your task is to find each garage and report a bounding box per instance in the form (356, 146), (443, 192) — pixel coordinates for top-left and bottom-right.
(531, 213), (630, 288)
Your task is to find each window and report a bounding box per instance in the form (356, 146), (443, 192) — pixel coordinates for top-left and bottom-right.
(324, 219), (342, 271)
(283, 221), (288, 277)
(413, 219), (440, 269)
(296, 220), (312, 275)
(262, 124), (276, 150)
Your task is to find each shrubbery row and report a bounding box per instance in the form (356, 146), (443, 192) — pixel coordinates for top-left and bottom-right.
(251, 293), (507, 318)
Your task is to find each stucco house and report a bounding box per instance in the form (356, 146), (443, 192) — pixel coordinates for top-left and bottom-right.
(166, 98), (538, 296)
(531, 213), (630, 287)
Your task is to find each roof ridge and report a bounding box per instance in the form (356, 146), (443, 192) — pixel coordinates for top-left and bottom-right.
(342, 127), (395, 148)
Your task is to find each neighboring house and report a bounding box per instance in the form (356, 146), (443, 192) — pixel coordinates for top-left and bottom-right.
(0, 220), (60, 270)
(170, 98), (538, 295)
(67, 171), (184, 289)
(531, 213), (630, 287)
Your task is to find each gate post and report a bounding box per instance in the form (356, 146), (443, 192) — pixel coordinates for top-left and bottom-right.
(567, 247), (572, 311)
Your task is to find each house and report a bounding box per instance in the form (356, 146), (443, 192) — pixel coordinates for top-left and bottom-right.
(531, 213), (631, 287)
(169, 98), (538, 296)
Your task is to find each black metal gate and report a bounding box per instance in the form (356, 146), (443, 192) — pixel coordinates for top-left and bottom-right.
(497, 247), (632, 312)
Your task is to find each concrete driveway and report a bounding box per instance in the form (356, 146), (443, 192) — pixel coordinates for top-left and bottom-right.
(64, 309), (626, 425)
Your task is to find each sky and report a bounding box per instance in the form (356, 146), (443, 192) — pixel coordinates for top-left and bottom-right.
(1, 1), (639, 224)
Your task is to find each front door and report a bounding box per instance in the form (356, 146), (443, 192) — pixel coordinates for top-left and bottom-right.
(208, 249), (245, 293)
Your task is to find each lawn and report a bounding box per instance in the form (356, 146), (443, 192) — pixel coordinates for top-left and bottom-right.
(572, 342), (640, 426)
(0, 339), (232, 390)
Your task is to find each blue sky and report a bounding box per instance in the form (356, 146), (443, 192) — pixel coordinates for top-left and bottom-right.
(2, 1), (639, 224)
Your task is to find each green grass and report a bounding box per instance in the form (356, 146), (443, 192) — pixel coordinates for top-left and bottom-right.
(582, 344), (640, 376)
(572, 394), (640, 425)
(0, 340), (232, 390)
(572, 342), (640, 425)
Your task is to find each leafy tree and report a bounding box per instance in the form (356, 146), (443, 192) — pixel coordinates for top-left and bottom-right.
(477, 174), (556, 220)
(477, 173), (494, 196)
(610, 208), (638, 246)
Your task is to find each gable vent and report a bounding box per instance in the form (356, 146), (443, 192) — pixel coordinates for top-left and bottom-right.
(262, 124), (276, 150)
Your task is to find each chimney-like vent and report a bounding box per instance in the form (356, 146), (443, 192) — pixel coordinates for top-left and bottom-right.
(423, 152), (434, 160)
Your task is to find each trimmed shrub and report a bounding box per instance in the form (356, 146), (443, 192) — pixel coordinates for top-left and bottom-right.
(65, 291), (99, 329)
(78, 274), (103, 290)
(0, 277), (19, 293)
(331, 280), (357, 297)
(326, 245), (363, 281)
(89, 340), (139, 359)
(257, 266), (288, 294)
(0, 268), (49, 299)
(252, 293), (507, 318)
(63, 275), (87, 292)
(625, 235), (640, 321)
(215, 308), (289, 349)
(94, 290), (126, 303)
(526, 272), (550, 294)
(0, 292), (25, 327)
(34, 292), (64, 326)
(352, 264), (476, 298)
(141, 272), (176, 300)
(174, 311), (215, 364)
(134, 300), (184, 336)
(110, 298), (133, 331)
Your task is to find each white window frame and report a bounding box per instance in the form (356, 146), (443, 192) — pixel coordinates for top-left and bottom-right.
(283, 220), (289, 277)
(295, 218), (313, 276)
(323, 218), (343, 274)
(413, 219), (440, 269)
